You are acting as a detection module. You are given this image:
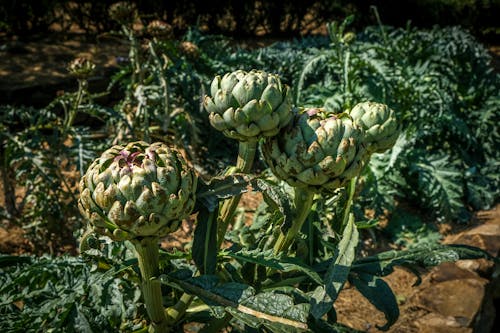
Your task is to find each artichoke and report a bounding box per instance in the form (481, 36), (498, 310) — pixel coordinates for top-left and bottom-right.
(78, 141), (197, 240)
(349, 102), (400, 153)
(262, 108), (366, 194)
(109, 2), (137, 26)
(204, 70), (293, 141)
(68, 57), (95, 79)
(147, 20), (173, 40)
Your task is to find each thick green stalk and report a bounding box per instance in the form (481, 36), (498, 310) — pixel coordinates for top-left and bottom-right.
(273, 188), (315, 255)
(132, 237), (171, 333)
(217, 140), (257, 248)
(339, 177), (357, 232)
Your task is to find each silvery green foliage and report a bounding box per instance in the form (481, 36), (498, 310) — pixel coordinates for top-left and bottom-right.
(262, 108), (366, 194)
(204, 70), (293, 141)
(0, 255), (144, 332)
(78, 141), (197, 240)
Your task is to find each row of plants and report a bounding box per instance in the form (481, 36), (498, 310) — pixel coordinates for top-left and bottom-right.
(0, 5), (498, 332)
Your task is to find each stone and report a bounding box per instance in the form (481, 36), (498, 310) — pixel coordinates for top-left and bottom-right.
(415, 313), (472, 333)
(416, 277), (487, 327)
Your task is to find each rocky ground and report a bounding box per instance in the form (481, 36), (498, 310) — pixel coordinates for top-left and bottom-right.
(336, 205), (500, 333)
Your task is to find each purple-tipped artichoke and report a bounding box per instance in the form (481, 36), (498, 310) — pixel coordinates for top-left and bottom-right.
(78, 141), (197, 240)
(204, 70), (293, 141)
(262, 108), (366, 194)
(349, 102), (400, 153)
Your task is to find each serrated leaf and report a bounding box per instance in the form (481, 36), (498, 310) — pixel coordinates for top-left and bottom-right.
(351, 244), (493, 277)
(411, 154), (464, 220)
(257, 179), (294, 232)
(164, 274), (310, 331)
(0, 255), (142, 331)
(310, 214), (358, 319)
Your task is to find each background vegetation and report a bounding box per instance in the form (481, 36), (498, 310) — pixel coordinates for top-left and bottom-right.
(1, 0), (499, 41)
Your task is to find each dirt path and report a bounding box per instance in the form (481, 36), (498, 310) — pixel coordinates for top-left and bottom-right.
(0, 34), (128, 106)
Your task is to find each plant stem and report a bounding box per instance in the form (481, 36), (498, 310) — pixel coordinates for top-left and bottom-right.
(165, 293), (193, 324)
(371, 5), (388, 46)
(64, 79), (85, 135)
(340, 177), (357, 232)
(132, 237), (171, 333)
(217, 140), (257, 248)
(273, 187), (315, 255)
(149, 40), (171, 132)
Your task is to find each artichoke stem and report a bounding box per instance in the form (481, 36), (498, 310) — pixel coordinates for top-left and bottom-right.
(273, 188), (315, 255)
(339, 177), (357, 232)
(217, 140), (257, 248)
(235, 140), (257, 173)
(165, 293), (194, 324)
(132, 237), (171, 333)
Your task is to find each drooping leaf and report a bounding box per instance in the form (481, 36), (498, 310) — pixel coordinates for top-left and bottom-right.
(351, 244), (494, 277)
(350, 273), (399, 331)
(310, 214), (358, 319)
(192, 204), (218, 275)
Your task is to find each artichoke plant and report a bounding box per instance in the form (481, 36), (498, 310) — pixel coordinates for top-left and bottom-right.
(79, 141), (197, 332)
(262, 108), (367, 253)
(79, 141), (196, 241)
(204, 70), (293, 142)
(204, 70), (294, 246)
(349, 101), (400, 153)
(262, 108), (366, 194)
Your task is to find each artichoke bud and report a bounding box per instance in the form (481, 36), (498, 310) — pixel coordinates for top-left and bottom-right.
(78, 141), (197, 240)
(147, 20), (173, 40)
(349, 102), (400, 154)
(109, 2), (137, 26)
(68, 57), (95, 79)
(262, 108), (366, 194)
(204, 70), (293, 141)
(179, 41), (200, 60)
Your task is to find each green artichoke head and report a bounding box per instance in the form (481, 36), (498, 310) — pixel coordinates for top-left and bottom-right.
(204, 70), (293, 141)
(349, 102), (400, 153)
(262, 108), (366, 194)
(78, 141), (197, 241)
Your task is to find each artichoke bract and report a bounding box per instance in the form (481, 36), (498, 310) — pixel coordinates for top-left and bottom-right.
(349, 102), (400, 153)
(263, 108), (366, 194)
(204, 70), (293, 141)
(78, 141), (197, 240)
